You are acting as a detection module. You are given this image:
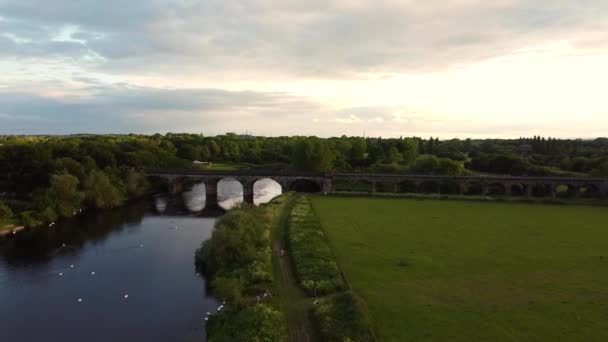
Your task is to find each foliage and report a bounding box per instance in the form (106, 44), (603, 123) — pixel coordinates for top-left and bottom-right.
(1, 134), (606, 226)
(198, 205), (272, 288)
(207, 304), (287, 342)
(0, 199), (13, 220)
(83, 170), (125, 209)
(313, 291), (377, 342)
(287, 197), (345, 295)
(19, 210), (42, 227)
(293, 137), (335, 171)
(199, 198), (288, 342)
(49, 174), (84, 218)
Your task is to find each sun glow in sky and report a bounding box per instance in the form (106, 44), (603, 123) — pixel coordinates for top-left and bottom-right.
(1, 0), (607, 138)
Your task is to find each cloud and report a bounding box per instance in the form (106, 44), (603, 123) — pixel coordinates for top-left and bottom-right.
(0, 82), (329, 134)
(1, 1), (607, 138)
(1, 0), (607, 77)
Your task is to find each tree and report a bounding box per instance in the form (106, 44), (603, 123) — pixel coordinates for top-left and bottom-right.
(384, 147), (403, 164)
(124, 169), (150, 198)
(436, 158), (464, 175)
(83, 170), (124, 209)
(411, 155), (440, 174)
(49, 174), (85, 218)
(55, 157), (86, 182)
(399, 138), (419, 165)
(293, 137), (334, 172)
(0, 199), (13, 220)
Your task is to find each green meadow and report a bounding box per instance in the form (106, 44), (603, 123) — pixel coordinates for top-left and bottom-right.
(311, 196), (608, 341)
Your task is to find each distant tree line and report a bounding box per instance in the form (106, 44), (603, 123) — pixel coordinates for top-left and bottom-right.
(1, 134), (607, 226)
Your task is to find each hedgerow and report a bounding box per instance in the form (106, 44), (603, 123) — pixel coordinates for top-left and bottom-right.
(287, 196), (346, 295)
(313, 291), (377, 342)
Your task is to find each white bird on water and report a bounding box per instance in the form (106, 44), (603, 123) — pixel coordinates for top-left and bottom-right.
(77, 298), (83, 303)
(90, 272), (96, 276)
(124, 294), (129, 299)
(70, 265), (74, 268)
(59, 272), (63, 276)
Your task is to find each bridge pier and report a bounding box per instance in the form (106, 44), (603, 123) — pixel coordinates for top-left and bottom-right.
(525, 183), (533, 197)
(243, 180), (255, 204)
(205, 178), (219, 208)
(504, 183), (513, 196)
(169, 178), (183, 195)
(548, 183), (556, 198)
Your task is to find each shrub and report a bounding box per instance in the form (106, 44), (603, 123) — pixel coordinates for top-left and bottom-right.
(313, 291), (377, 342)
(19, 211), (42, 227)
(0, 200), (13, 220)
(208, 304), (287, 342)
(287, 197), (345, 295)
(211, 276), (245, 307)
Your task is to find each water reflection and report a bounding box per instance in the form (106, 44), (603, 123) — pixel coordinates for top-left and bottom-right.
(0, 200), (218, 342)
(183, 183), (207, 212)
(218, 177), (244, 210)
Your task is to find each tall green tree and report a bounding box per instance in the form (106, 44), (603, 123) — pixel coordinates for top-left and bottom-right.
(293, 137), (335, 172)
(84, 170), (124, 209)
(49, 174), (85, 218)
(0, 199), (13, 220)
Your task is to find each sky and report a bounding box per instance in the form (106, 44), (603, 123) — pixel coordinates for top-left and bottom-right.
(1, 0), (607, 138)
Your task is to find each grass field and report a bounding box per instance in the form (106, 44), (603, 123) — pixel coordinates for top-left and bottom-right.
(310, 196), (608, 342)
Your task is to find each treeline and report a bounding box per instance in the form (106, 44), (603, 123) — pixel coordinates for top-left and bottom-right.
(195, 200), (288, 341)
(2, 134), (607, 225)
(0, 135), (159, 227)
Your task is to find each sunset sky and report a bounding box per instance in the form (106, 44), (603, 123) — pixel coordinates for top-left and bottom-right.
(1, 0), (607, 138)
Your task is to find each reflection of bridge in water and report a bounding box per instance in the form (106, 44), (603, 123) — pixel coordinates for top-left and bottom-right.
(145, 169), (608, 205)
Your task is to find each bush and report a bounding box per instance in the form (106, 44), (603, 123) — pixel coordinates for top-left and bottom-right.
(211, 276), (245, 307)
(0, 200), (13, 220)
(19, 211), (42, 227)
(208, 304), (287, 342)
(287, 197), (345, 295)
(196, 202), (276, 304)
(197, 204), (272, 290)
(313, 291), (377, 342)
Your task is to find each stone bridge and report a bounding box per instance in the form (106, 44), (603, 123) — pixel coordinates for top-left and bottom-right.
(144, 169), (608, 205)
(145, 169), (332, 206)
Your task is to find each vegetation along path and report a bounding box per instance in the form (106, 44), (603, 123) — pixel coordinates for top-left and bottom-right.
(270, 193), (320, 342)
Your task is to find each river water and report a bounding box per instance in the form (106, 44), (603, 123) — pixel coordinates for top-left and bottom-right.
(0, 180), (282, 342)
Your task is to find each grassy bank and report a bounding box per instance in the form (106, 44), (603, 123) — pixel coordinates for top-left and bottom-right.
(311, 196), (608, 341)
(196, 198), (291, 341)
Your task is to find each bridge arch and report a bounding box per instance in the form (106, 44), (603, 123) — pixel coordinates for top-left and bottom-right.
(217, 177), (244, 210)
(487, 183), (507, 196)
(580, 183), (601, 198)
(253, 178), (283, 205)
(396, 180), (418, 193)
(287, 179), (322, 193)
(418, 180), (440, 194)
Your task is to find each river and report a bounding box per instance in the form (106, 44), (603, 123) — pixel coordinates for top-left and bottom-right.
(0, 180), (282, 342)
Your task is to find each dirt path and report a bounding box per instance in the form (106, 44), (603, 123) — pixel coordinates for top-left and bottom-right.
(271, 194), (320, 342)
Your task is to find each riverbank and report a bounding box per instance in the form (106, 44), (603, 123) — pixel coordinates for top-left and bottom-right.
(196, 196), (292, 341)
(0, 223), (25, 237)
